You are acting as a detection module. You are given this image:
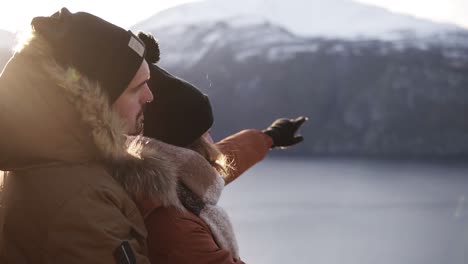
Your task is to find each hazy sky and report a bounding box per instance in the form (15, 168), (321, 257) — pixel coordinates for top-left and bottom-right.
(0, 0), (196, 32)
(0, 0), (467, 32)
(355, 0), (468, 28)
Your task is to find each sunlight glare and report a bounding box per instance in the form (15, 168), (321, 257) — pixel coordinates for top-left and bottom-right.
(0, 0), (198, 32)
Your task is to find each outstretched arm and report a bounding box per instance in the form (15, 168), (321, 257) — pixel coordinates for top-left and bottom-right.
(216, 129), (272, 185)
(216, 116), (308, 185)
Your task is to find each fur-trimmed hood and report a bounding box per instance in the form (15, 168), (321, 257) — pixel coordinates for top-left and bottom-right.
(0, 33), (127, 170)
(0, 33), (215, 210)
(124, 136), (240, 258)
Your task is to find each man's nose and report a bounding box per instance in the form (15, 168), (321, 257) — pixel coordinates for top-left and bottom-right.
(141, 84), (154, 103)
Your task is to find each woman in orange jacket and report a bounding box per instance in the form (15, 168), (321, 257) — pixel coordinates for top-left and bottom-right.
(137, 32), (307, 264)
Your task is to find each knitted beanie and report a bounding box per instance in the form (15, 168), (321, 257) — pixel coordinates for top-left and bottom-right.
(144, 64), (214, 147)
(31, 7), (146, 103)
(138, 32), (213, 147)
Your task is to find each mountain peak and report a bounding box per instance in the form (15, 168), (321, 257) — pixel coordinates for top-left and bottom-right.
(133, 0), (463, 39)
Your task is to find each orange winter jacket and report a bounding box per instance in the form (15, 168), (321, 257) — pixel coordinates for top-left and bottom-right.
(141, 129), (272, 264)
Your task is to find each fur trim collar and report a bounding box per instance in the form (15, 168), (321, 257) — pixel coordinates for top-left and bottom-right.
(120, 136), (240, 257)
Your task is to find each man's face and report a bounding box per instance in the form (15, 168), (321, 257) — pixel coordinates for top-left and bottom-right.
(112, 60), (153, 135)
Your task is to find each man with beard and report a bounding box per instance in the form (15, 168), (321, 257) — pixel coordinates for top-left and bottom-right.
(0, 8), (205, 264)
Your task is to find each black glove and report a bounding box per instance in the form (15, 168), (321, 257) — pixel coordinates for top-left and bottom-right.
(262, 116), (308, 148)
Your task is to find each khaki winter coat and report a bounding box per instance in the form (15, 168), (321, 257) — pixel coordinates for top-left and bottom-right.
(0, 35), (198, 264)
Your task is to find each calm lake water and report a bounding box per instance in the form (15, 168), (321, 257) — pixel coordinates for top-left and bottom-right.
(219, 157), (468, 264)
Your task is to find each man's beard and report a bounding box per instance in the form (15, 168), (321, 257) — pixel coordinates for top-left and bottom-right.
(132, 104), (147, 136)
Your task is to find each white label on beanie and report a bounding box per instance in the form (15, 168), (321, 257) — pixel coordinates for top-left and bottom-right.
(128, 36), (145, 57)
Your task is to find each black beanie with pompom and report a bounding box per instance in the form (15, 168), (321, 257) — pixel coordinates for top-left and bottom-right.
(138, 32), (213, 147)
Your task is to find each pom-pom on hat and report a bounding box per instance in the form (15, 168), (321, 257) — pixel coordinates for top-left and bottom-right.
(137, 32), (213, 147)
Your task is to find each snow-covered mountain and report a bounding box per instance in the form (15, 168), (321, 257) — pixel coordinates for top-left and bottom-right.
(140, 21), (468, 70)
(130, 21), (468, 158)
(133, 0), (463, 39)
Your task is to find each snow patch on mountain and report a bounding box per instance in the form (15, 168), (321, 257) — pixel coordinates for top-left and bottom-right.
(133, 0), (464, 39)
(151, 21), (468, 68)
